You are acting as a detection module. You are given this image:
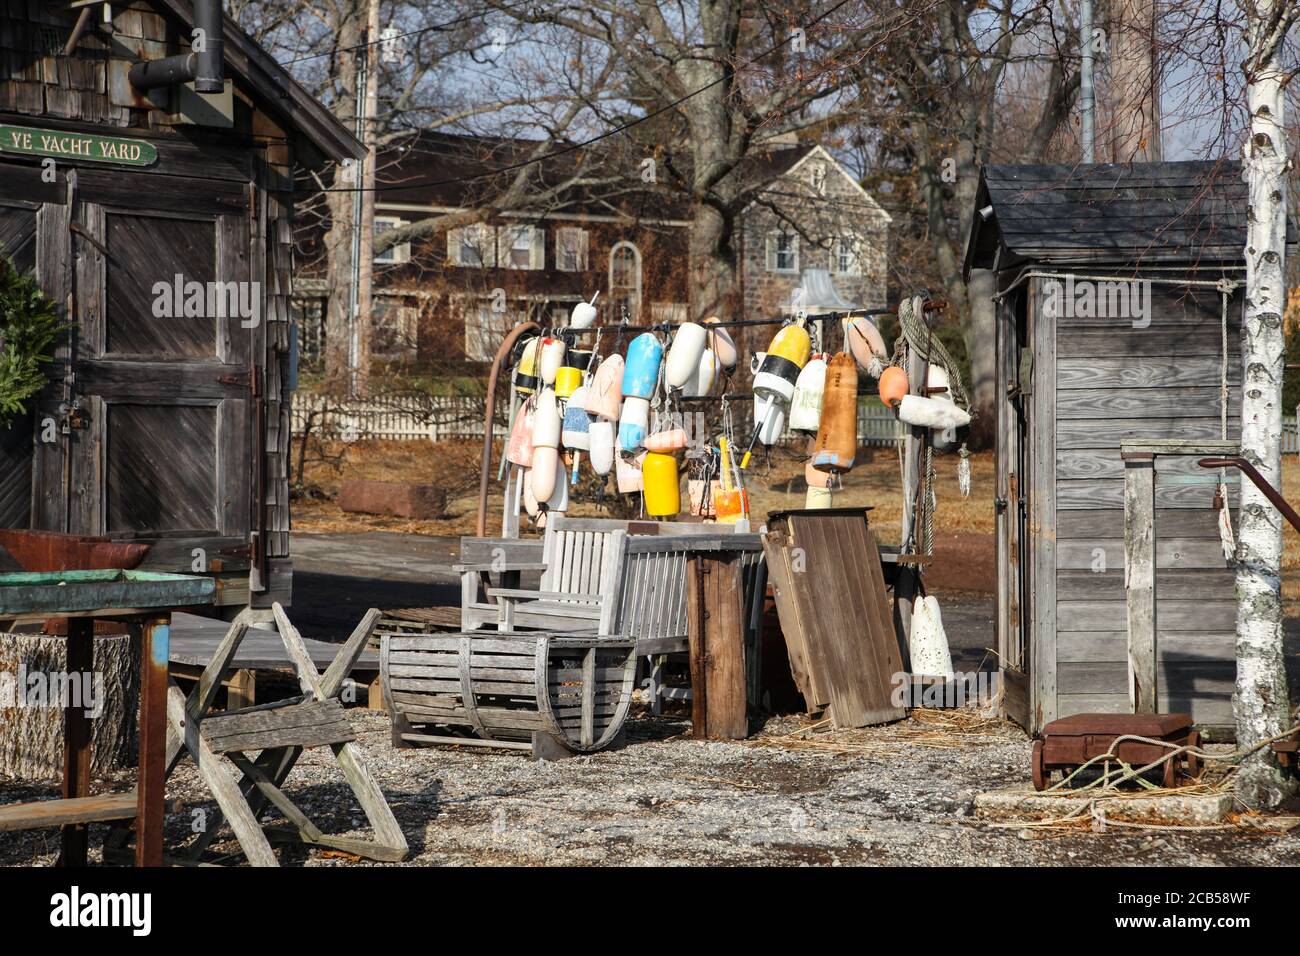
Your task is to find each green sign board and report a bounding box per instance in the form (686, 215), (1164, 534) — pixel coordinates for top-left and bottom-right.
(0, 124), (158, 167)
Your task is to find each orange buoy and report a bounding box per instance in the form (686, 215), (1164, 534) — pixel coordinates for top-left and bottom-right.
(878, 365), (909, 407)
(812, 353), (859, 474)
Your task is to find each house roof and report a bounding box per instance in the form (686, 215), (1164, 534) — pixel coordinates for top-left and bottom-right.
(963, 160), (1288, 276)
(154, 0), (364, 164)
(371, 134), (861, 222)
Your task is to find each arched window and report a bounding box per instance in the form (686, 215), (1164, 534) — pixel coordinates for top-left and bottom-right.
(608, 241), (641, 321)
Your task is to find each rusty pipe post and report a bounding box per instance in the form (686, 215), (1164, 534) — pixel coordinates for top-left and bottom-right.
(1198, 456), (1300, 535)
(477, 321), (540, 537)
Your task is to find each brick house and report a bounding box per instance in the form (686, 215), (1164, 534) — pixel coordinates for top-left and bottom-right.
(294, 133), (891, 365)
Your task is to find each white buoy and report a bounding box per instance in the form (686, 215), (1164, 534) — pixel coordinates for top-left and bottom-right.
(805, 485), (833, 509)
(570, 292), (599, 329)
(530, 445), (558, 502)
(684, 348), (719, 398)
(665, 322), (707, 390)
(532, 388), (561, 447)
(753, 390), (786, 445)
(909, 595), (955, 679)
(589, 419), (615, 475)
(618, 395), (650, 451)
(543, 453), (569, 512)
(897, 393), (970, 430)
(522, 467), (540, 517)
(789, 354), (827, 432)
(538, 337), (566, 386)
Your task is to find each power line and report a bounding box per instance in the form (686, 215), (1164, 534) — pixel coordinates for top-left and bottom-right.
(279, 0), (540, 66)
(309, 0), (894, 197)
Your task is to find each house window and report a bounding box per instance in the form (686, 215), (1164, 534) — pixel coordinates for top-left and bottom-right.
(464, 297), (515, 361)
(811, 161), (828, 196)
(499, 224), (544, 270)
(374, 216), (410, 264)
(556, 227), (589, 272)
(766, 232), (799, 273)
(650, 302), (688, 324)
(447, 223), (495, 267)
(609, 241), (641, 321)
(830, 237), (861, 276)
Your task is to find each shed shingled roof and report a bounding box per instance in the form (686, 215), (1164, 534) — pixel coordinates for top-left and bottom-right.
(962, 160), (1291, 277)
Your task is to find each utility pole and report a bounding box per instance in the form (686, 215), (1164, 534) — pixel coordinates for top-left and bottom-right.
(347, 0), (378, 397)
(1080, 0), (1095, 163)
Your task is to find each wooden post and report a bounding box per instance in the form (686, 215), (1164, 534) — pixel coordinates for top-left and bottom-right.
(58, 617), (93, 866)
(1123, 453), (1157, 713)
(687, 554), (747, 740)
(136, 615), (170, 867)
(227, 669), (256, 710)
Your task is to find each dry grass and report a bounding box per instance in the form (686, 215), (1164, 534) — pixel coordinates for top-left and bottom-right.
(751, 707), (1018, 760)
(289, 436), (1300, 616)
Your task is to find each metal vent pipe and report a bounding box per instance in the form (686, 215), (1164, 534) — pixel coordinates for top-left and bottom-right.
(128, 0), (224, 93)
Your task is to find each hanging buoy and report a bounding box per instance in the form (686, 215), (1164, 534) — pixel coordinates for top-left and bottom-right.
(665, 322), (707, 390)
(505, 400), (535, 467)
(704, 317), (739, 370)
(644, 426), (687, 453)
(805, 485), (833, 509)
(570, 293), (599, 329)
(616, 451), (644, 493)
(530, 445), (558, 502)
(554, 366), (582, 398)
(543, 453), (569, 512)
(643, 452), (680, 516)
(684, 348), (719, 398)
(789, 353), (828, 432)
(512, 338), (540, 396)
(585, 354), (624, 420)
(532, 388), (561, 448)
(589, 419), (615, 475)
(538, 336), (566, 386)
(843, 316), (889, 378)
(812, 353), (859, 473)
(878, 366), (909, 407)
(897, 394), (971, 430)
(926, 365), (959, 451)
(753, 391), (786, 445)
(805, 460), (832, 488)
(522, 467), (540, 517)
(622, 333), (663, 399)
(619, 396), (650, 450)
(562, 386), (592, 449)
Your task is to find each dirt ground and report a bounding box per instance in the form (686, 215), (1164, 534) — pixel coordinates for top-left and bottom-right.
(3, 708), (1297, 867)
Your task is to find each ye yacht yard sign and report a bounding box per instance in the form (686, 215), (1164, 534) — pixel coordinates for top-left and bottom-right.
(0, 124), (158, 166)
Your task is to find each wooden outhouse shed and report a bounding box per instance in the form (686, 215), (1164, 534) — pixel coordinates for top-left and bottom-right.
(0, 0), (364, 609)
(965, 161), (1284, 737)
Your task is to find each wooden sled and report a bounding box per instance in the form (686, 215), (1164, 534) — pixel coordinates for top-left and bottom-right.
(383, 632), (638, 755)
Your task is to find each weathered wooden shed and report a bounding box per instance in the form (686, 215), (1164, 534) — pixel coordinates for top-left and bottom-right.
(0, 0), (364, 609)
(965, 160), (1285, 737)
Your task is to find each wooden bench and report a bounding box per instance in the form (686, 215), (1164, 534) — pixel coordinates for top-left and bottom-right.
(383, 528), (765, 755)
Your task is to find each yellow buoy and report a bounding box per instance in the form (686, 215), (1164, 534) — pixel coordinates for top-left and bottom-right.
(642, 452), (680, 516)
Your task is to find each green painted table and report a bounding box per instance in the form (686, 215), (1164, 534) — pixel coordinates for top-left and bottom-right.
(0, 570), (215, 866)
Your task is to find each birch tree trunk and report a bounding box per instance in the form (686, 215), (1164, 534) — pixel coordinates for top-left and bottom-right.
(1235, 0), (1296, 809)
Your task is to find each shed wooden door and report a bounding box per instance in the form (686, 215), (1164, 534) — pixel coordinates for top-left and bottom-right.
(32, 204), (253, 570)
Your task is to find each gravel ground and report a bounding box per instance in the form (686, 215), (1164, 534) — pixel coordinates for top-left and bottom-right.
(3, 707), (1298, 867)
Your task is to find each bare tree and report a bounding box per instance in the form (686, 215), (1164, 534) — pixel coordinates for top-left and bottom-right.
(1234, 0), (1298, 810)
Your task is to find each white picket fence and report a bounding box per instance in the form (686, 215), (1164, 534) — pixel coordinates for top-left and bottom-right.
(291, 389), (908, 446)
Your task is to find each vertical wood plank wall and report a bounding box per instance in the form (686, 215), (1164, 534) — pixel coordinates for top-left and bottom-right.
(1042, 277), (1242, 730)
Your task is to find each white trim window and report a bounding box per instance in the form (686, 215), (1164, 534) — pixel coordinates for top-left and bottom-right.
(464, 297), (514, 361)
(555, 226), (589, 272)
(608, 240), (642, 321)
(447, 223), (496, 267)
(499, 224), (545, 270)
(830, 237), (862, 276)
(766, 231), (799, 273)
(810, 161), (828, 196)
(374, 215), (411, 264)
